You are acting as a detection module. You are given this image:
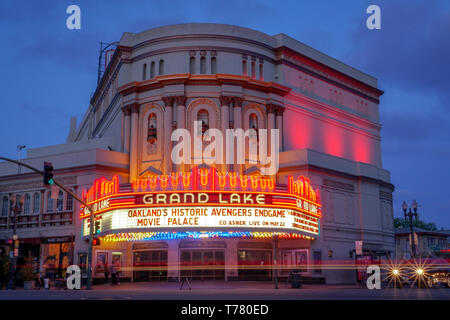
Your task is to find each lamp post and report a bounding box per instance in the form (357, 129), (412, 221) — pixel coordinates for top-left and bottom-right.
(402, 200), (418, 258)
(7, 194), (24, 290)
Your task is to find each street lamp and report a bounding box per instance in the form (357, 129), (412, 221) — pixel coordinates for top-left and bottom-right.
(7, 194), (24, 290)
(402, 200), (418, 258)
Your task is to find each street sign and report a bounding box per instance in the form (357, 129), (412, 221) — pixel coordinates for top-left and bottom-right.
(355, 241), (363, 255)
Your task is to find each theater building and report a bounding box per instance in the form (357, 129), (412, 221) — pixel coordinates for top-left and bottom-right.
(0, 23), (394, 284)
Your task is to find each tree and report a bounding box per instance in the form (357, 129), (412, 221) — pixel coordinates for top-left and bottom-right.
(394, 217), (437, 231)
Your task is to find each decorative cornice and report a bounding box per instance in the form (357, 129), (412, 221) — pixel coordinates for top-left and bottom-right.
(233, 97), (244, 108)
(173, 95), (187, 106)
(266, 103), (280, 114)
(121, 105), (131, 116)
(275, 105), (285, 116)
(219, 96), (233, 106)
(124, 102), (140, 113)
(162, 96), (174, 107)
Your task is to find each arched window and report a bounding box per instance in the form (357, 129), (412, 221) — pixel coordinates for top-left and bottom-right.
(197, 109), (209, 137)
(251, 61), (256, 79)
(33, 192), (40, 214)
(56, 191), (64, 211)
(259, 63), (263, 81)
(142, 63), (147, 80)
(211, 57), (217, 74)
(24, 194), (31, 215)
(159, 59), (164, 75)
(147, 113), (157, 142)
(47, 192), (54, 213)
(242, 60), (247, 75)
(200, 57), (206, 74)
(189, 57), (196, 74)
(249, 113), (258, 141)
(150, 61), (155, 78)
(66, 192), (73, 211)
(1, 196), (8, 217)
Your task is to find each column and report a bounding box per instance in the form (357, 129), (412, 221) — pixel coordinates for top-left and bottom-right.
(233, 97), (243, 174)
(220, 96), (231, 172)
(162, 96), (174, 174)
(175, 95), (187, 172)
(167, 240), (180, 282)
(275, 105), (285, 152)
(122, 106), (131, 153)
(266, 104), (276, 158)
(129, 103), (140, 182)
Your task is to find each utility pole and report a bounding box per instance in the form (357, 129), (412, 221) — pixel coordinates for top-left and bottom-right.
(7, 195), (24, 290)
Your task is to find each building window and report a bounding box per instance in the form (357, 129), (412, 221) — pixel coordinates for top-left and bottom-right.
(66, 192), (73, 211)
(242, 59), (247, 75)
(159, 59), (164, 75)
(24, 194), (31, 215)
(259, 63), (263, 80)
(249, 113), (258, 141)
(56, 191), (64, 212)
(189, 57), (196, 74)
(150, 61), (155, 78)
(197, 109), (209, 137)
(142, 63), (147, 80)
(211, 57), (217, 74)
(251, 61), (256, 79)
(200, 57), (206, 74)
(147, 113), (157, 142)
(33, 192), (40, 214)
(1, 196), (8, 217)
(47, 192), (54, 213)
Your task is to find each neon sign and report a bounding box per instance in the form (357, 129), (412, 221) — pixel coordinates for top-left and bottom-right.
(80, 167), (322, 239)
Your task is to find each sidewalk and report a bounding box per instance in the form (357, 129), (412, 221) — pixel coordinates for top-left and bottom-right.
(91, 280), (360, 291)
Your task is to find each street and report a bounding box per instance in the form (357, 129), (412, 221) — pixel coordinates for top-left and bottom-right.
(0, 281), (449, 300)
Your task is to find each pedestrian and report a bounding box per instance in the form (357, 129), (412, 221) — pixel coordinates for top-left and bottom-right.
(104, 263), (109, 284)
(110, 260), (117, 285)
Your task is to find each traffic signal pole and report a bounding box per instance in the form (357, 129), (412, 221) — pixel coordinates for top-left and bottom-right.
(0, 157), (95, 289)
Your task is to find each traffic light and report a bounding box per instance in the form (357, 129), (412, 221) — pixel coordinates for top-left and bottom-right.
(93, 238), (101, 246)
(43, 162), (54, 185)
(94, 220), (101, 234)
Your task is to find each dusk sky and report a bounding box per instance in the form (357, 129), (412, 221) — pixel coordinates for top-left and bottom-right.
(0, 0), (449, 228)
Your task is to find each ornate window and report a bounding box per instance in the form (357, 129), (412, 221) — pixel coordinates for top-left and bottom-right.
(189, 57), (196, 74)
(159, 59), (164, 75)
(33, 192), (40, 214)
(211, 57), (217, 74)
(56, 191), (64, 212)
(24, 194), (31, 215)
(66, 192), (73, 211)
(259, 63), (263, 81)
(251, 61), (256, 79)
(147, 113), (157, 142)
(150, 61), (155, 78)
(242, 59), (247, 75)
(1, 196), (8, 217)
(249, 113), (259, 141)
(200, 56), (206, 74)
(47, 192), (54, 213)
(142, 63), (147, 80)
(197, 109), (209, 138)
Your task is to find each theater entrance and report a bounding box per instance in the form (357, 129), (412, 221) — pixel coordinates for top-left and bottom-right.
(133, 250), (168, 281)
(180, 250), (225, 280)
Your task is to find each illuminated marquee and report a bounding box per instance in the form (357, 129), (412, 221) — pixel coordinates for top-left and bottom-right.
(81, 167), (322, 239)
